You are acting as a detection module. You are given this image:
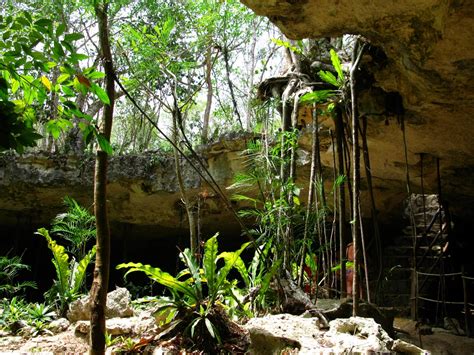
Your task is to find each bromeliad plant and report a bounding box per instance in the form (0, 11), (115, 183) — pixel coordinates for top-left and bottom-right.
(117, 234), (250, 352)
(36, 228), (96, 316)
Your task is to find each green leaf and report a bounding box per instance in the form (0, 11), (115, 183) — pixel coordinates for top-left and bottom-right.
(204, 318), (216, 339)
(203, 234), (219, 294)
(35, 228), (70, 298)
(95, 133), (113, 155)
(64, 33), (84, 42)
(179, 249), (202, 298)
(91, 83), (110, 105)
(116, 262), (198, 302)
(53, 41), (65, 58)
(190, 317), (201, 338)
(34, 19), (52, 28)
(57, 73), (70, 84)
(299, 90), (334, 105)
(71, 245), (96, 294)
(56, 23), (66, 37)
(87, 71), (105, 80)
(330, 49), (344, 82)
(318, 71), (339, 86)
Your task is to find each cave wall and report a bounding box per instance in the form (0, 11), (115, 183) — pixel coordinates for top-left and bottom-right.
(241, 0), (474, 219)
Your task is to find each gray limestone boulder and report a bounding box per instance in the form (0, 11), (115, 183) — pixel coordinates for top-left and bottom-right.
(49, 318), (70, 333)
(67, 287), (134, 322)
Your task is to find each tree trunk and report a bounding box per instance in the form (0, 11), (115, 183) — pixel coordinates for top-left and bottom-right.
(350, 40), (365, 316)
(90, 3), (115, 354)
(245, 20), (258, 131)
(201, 46), (213, 144)
(172, 84), (198, 254)
(335, 107), (348, 298)
(298, 104), (318, 287)
(223, 46), (243, 130)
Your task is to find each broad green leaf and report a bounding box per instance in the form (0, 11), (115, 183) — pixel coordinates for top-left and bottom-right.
(35, 228), (70, 297)
(205, 318), (216, 339)
(318, 71), (338, 86)
(116, 262), (198, 302)
(57, 73), (70, 84)
(11, 79), (19, 94)
(91, 83), (110, 105)
(64, 33), (84, 42)
(299, 90), (334, 105)
(330, 49), (344, 82)
(72, 245), (96, 294)
(95, 132), (113, 155)
(34, 19), (52, 28)
(87, 71), (105, 80)
(179, 249), (202, 298)
(203, 234), (219, 294)
(56, 23), (66, 37)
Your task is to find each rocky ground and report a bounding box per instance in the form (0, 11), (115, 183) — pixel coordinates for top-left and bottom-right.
(1, 289), (474, 354)
(2, 315), (473, 354)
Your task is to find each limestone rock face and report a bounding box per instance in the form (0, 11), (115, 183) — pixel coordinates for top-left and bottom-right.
(67, 287), (134, 323)
(242, 0), (474, 218)
(245, 314), (427, 354)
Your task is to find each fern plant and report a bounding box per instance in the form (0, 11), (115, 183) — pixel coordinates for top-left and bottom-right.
(51, 196), (96, 260)
(0, 254), (36, 298)
(117, 234), (249, 351)
(36, 228), (96, 316)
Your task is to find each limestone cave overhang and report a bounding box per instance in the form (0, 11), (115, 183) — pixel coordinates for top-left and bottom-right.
(241, 0), (474, 219)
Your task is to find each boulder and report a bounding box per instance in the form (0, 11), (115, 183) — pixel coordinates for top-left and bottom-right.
(391, 339), (428, 354)
(325, 317), (393, 353)
(245, 313), (326, 354)
(245, 314), (429, 354)
(49, 318), (70, 333)
(75, 315), (155, 336)
(67, 287), (134, 322)
(322, 300), (395, 336)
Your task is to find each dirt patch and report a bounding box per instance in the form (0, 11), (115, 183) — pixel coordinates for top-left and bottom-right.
(394, 317), (474, 355)
(0, 330), (89, 353)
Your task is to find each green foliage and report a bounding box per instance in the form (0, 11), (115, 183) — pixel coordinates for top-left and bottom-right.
(318, 49), (345, 87)
(51, 196), (96, 260)
(270, 38), (303, 55)
(0, 298), (55, 336)
(0, 253), (36, 298)
(0, 9), (114, 154)
(27, 303), (56, 323)
(36, 227), (96, 316)
(117, 233), (250, 349)
(0, 296), (28, 331)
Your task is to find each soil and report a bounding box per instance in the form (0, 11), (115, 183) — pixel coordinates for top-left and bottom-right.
(394, 318), (474, 355)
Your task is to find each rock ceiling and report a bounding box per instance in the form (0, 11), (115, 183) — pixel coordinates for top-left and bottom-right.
(242, 0), (474, 217)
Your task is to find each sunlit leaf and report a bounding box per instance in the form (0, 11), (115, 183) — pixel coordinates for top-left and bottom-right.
(40, 76), (52, 91)
(330, 49), (344, 82)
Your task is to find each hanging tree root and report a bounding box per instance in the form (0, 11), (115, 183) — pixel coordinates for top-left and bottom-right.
(278, 272), (330, 329)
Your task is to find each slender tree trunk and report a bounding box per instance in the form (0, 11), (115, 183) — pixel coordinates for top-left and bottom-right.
(90, 3), (115, 354)
(335, 107), (348, 298)
(298, 104), (318, 287)
(245, 19), (258, 131)
(201, 46), (213, 144)
(350, 40), (365, 316)
(223, 46), (243, 130)
(172, 85), (198, 254)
